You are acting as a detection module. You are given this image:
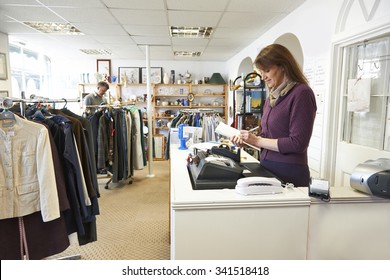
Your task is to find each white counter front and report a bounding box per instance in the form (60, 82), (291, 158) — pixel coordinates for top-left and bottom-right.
(169, 144), (390, 260)
(306, 186), (390, 260)
(170, 146), (311, 260)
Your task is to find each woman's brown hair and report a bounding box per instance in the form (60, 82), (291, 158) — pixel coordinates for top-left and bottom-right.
(254, 44), (308, 85)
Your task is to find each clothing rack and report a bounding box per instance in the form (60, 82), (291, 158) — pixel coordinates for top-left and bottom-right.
(6, 95), (83, 260)
(85, 104), (138, 189)
(5, 96), (80, 116)
(8, 97), (81, 103)
(84, 101), (136, 109)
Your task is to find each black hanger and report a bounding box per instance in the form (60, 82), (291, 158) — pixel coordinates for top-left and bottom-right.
(62, 98), (68, 109)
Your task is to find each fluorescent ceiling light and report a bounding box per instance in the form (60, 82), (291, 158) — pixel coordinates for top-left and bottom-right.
(174, 51), (202, 57)
(80, 49), (112, 55)
(23, 22), (83, 35)
(170, 26), (213, 38)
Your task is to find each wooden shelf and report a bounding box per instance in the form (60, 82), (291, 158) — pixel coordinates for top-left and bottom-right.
(153, 83), (228, 138)
(155, 94), (189, 97)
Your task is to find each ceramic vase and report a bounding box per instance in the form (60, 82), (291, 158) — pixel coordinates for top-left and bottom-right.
(163, 72), (170, 84)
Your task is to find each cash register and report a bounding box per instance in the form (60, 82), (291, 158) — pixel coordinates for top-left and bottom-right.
(350, 158), (390, 198)
(187, 147), (280, 190)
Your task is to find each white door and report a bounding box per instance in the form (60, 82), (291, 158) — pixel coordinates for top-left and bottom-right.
(333, 36), (390, 187)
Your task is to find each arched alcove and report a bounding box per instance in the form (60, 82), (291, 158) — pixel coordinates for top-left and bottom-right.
(274, 33), (304, 68)
(237, 56), (253, 78)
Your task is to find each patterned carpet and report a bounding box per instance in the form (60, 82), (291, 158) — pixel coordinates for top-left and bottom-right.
(47, 160), (170, 260)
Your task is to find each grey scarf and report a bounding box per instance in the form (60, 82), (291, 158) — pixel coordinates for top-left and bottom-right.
(269, 80), (296, 107)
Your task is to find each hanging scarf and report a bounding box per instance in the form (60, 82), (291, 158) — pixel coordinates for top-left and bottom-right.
(269, 79), (296, 107)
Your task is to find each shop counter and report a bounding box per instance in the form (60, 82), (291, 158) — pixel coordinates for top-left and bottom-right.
(170, 144), (390, 259)
(170, 145), (311, 260)
(305, 186), (390, 259)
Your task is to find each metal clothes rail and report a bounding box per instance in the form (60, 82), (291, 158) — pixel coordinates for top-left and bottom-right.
(3, 95), (82, 260)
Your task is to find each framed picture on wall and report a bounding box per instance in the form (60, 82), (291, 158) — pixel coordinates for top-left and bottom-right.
(153, 134), (165, 160)
(118, 67), (140, 84)
(0, 53), (7, 80)
(97, 59), (111, 76)
(141, 67), (162, 84)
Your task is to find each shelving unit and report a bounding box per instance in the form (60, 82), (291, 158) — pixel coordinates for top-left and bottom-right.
(153, 83), (227, 135)
(231, 72), (265, 159)
(232, 72), (265, 132)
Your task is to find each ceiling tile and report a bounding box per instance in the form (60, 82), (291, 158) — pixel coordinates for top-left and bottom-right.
(171, 37), (209, 47)
(104, 43), (140, 52)
(0, 5), (65, 22)
(39, 0), (106, 8)
(168, 11), (222, 26)
(50, 7), (118, 24)
(103, 0), (165, 10)
(110, 9), (167, 25)
(212, 27), (259, 39)
(209, 38), (252, 49)
(0, 1), (37, 5)
(72, 23), (128, 36)
(172, 45), (205, 53)
(227, 0), (305, 13)
(219, 11), (277, 28)
(166, 0), (229, 11)
(0, 21), (41, 34)
(131, 36), (171, 46)
(105, 44), (144, 59)
(93, 35), (135, 45)
(52, 34), (101, 46)
(123, 25), (170, 37)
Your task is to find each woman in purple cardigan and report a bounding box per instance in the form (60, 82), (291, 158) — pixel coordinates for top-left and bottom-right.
(231, 44), (317, 187)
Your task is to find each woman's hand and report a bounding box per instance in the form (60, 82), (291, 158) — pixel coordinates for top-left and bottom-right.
(230, 130), (258, 148)
(230, 133), (244, 147)
(231, 130), (279, 152)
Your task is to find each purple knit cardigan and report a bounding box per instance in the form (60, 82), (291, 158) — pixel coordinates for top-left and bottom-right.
(260, 83), (317, 165)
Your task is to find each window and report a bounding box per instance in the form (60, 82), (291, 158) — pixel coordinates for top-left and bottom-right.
(342, 36), (390, 151)
(9, 44), (51, 98)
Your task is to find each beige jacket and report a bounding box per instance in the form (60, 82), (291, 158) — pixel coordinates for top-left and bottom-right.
(0, 115), (60, 222)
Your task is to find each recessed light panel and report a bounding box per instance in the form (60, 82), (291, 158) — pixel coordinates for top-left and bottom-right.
(170, 26), (213, 38)
(174, 51), (202, 57)
(80, 49), (112, 55)
(23, 22), (83, 35)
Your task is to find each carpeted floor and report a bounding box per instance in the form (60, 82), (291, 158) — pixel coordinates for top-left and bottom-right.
(48, 160), (170, 260)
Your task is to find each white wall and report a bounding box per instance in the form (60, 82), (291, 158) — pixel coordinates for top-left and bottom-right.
(0, 32), (12, 97)
(49, 56), (227, 113)
(51, 57), (227, 98)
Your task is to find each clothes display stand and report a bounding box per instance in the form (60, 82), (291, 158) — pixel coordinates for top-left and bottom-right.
(83, 103), (146, 189)
(0, 96), (85, 260)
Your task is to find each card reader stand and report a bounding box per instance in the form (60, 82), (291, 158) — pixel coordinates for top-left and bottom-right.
(210, 146), (241, 162)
